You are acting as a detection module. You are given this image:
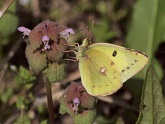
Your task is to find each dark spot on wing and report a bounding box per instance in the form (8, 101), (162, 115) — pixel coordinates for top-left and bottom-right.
(122, 70), (125, 73)
(112, 51), (117, 57)
(127, 67), (130, 69)
(131, 63), (134, 66)
(110, 61), (115, 66)
(134, 60), (138, 63)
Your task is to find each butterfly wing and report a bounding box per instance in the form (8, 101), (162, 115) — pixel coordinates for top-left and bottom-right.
(78, 48), (122, 96)
(89, 43), (149, 83)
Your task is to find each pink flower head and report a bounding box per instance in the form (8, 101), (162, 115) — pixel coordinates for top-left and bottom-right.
(73, 97), (80, 114)
(18, 26), (31, 38)
(60, 28), (75, 38)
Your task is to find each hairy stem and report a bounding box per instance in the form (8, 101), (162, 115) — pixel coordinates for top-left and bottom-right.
(43, 74), (55, 124)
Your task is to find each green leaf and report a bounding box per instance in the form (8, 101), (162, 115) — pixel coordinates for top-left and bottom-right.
(44, 62), (67, 83)
(126, 0), (165, 79)
(74, 109), (96, 124)
(0, 1), (18, 38)
(115, 117), (124, 124)
(136, 65), (165, 124)
(16, 96), (26, 109)
(41, 120), (48, 124)
(59, 94), (74, 116)
(0, 88), (13, 103)
(14, 66), (35, 88)
(15, 112), (31, 124)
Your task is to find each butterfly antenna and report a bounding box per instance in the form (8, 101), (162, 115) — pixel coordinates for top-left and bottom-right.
(92, 20), (94, 33)
(84, 27), (93, 44)
(89, 20), (95, 43)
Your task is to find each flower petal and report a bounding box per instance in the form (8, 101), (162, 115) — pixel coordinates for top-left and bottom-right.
(18, 26), (27, 32)
(42, 35), (49, 42)
(60, 28), (75, 38)
(18, 26), (31, 37)
(73, 97), (80, 104)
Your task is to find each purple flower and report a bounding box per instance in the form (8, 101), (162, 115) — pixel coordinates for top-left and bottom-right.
(60, 28), (75, 38)
(41, 35), (50, 51)
(73, 97), (80, 104)
(44, 44), (50, 50)
(18, 26), (31, 38)
(73, 97), (80, 114)
(42, 35), (49, 43)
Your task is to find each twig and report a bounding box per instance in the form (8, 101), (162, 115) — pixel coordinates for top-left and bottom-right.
(0, 39), (22, 83)
(0, 0), (15, 18)
(3, 112), (19, 124)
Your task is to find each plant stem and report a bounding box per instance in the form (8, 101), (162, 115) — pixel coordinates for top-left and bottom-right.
(44, 74), (55, 124)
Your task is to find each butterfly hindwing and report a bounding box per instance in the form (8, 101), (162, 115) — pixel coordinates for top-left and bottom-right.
(79, 48), (122, 96)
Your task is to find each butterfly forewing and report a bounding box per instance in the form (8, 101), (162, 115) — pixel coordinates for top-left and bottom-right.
(89, 43), (149, 83)
(78, 48), (122, 96)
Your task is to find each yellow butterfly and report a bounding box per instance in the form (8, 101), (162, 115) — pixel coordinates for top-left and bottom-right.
(75, 38), (149, 96)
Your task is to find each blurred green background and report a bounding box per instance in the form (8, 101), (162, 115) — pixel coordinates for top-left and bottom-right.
(0, 0), (165, 124)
